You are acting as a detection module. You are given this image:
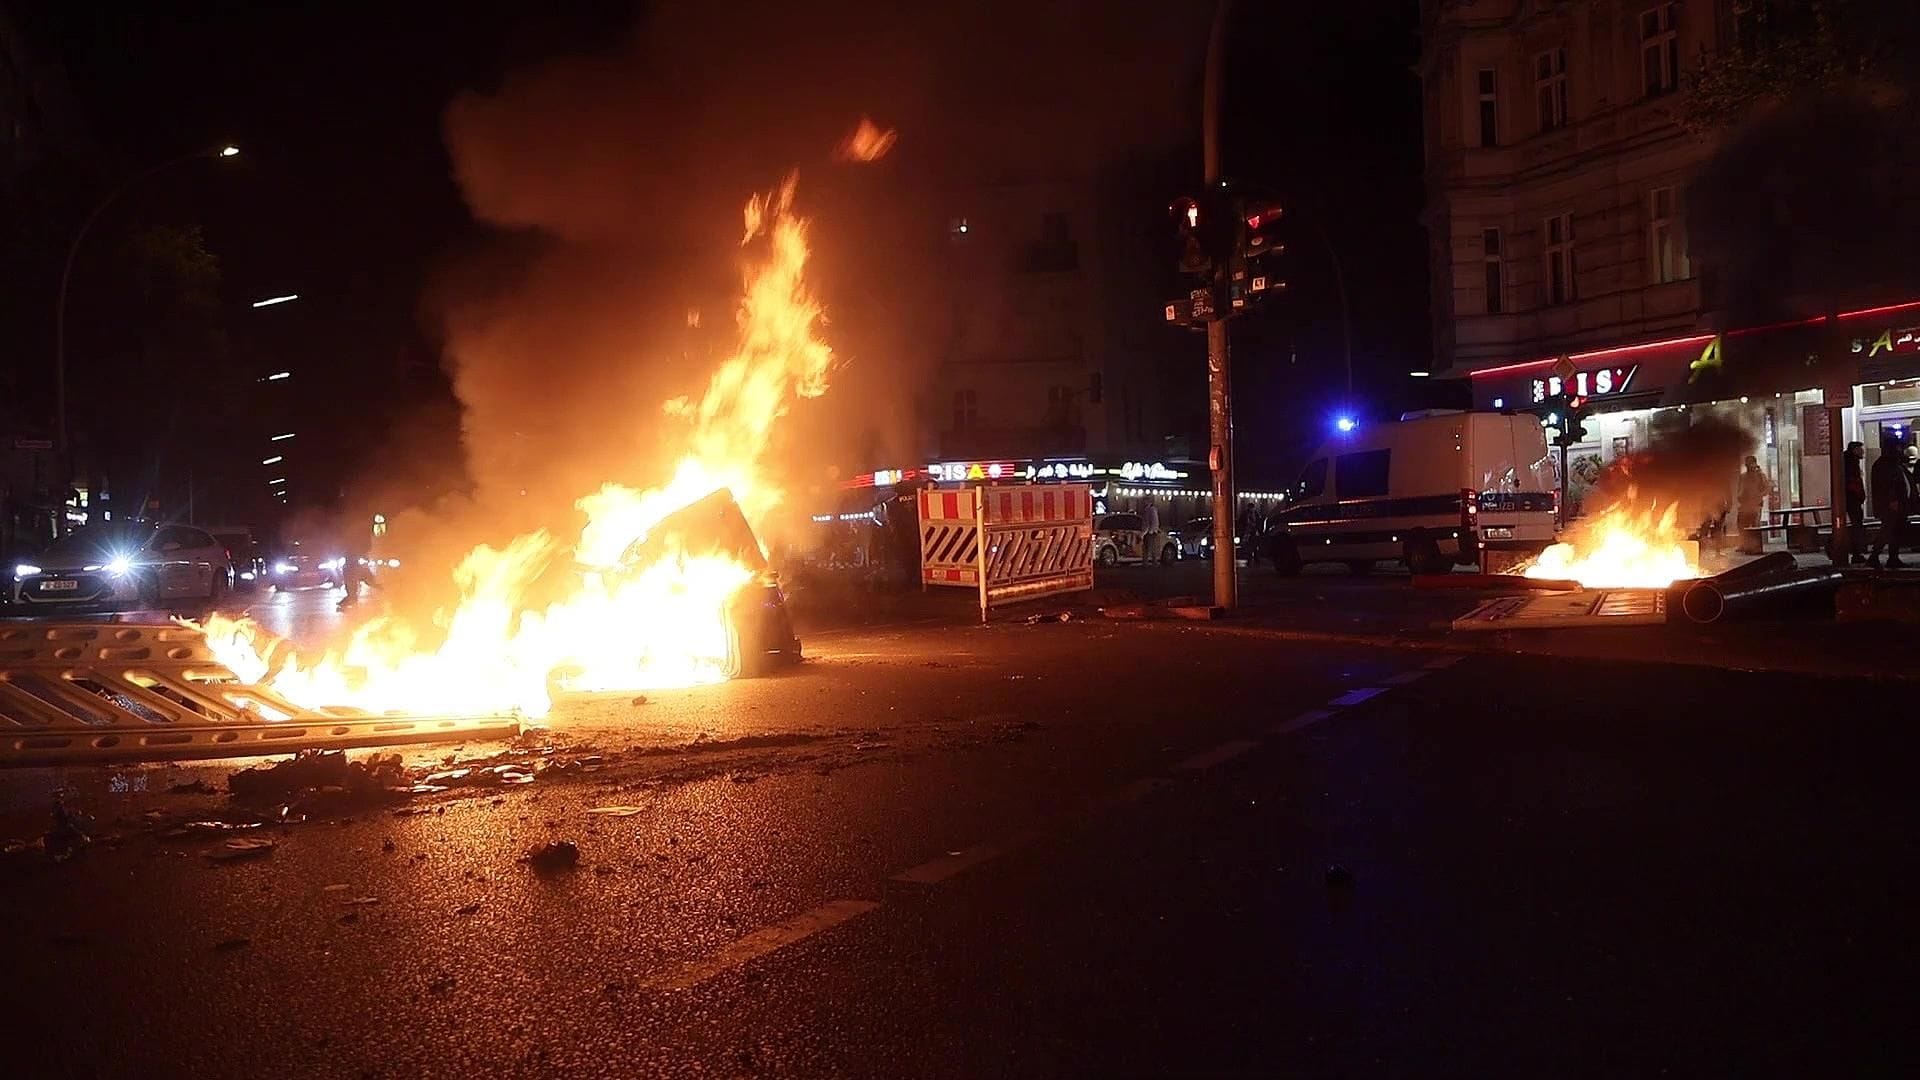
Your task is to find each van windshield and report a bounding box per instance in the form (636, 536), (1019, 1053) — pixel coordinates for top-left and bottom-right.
(1293, 459), (1328, 500)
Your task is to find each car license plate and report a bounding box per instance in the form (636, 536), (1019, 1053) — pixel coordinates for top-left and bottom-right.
(40, 579), (79, 591)
(1483, 527), (1514, 540)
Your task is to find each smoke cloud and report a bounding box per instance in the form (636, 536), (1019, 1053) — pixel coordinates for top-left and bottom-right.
(1586, 413), (1757, 528)
(341, 0), (1200, 623)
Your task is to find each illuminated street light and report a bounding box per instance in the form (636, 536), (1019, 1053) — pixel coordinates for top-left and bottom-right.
(261, 456), (282, 465)
(251, 294), (299, 308)
(261, 371), (292, 381)
(266, 478), (286, 486)
(270, 432), (295, 441)
(1408, 370), (1431, 378)
(220, 145), (241, 158)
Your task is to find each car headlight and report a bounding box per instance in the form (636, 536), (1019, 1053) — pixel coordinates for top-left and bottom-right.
(13, 563), (42, 579)
(322, 557), (345, 571)
(239, 571), (256, 581)
(385, 558), (400, 568)
(274, 562), (295, 575)
(105, 557), (132, 576)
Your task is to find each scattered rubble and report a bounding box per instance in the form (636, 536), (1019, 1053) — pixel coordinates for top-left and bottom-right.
(228, 751), (409, 807)
(46, 798), (93, 863)
(525, 839), (581, 872)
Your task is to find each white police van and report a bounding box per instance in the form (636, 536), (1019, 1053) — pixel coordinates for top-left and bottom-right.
(1259, 410), (1558, 575)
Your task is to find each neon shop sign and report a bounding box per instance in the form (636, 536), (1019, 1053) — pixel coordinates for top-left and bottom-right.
(1531, 364), (1638, 404)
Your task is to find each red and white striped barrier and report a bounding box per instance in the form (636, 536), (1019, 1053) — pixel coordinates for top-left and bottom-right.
(918, 484), (1093, 620)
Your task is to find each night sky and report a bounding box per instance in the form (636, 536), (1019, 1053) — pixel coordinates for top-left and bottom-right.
(13, 0), (1433, 507)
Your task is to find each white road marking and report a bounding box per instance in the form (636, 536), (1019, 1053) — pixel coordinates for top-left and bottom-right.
(1174, 738), (1260, 771)
(1380, 670), (1429, 685)
(639, 899), (880, 992)
(1272, 709), (1335, 735)
(1423, 655), (1464, 669)
(892, 844), (1006, 885)
(1328, 687), (1386, 707)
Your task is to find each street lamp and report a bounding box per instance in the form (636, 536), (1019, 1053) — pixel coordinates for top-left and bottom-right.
(54, 143), (241, 517)
(251, 294), (299, 308)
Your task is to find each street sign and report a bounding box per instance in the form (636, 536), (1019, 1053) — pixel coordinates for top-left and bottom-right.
(1552, 356), (1576, 380)
(1190, 287), (1215, 320)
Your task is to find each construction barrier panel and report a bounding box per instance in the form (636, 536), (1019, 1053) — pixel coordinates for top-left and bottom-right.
(918, 484), (1093, 620)
(0, 622), (519, 768)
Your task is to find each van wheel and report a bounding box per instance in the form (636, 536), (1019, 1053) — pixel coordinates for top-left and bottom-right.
(1345, 560), (1374, 575)
(1403, 536), (1449, 576)
(1096, 546), (1118, 568)
(1270, 538), (1301, 577)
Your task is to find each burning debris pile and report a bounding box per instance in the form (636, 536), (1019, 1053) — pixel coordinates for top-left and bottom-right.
(195, 174), (841, 720)
(1521, 417), (1755, 590)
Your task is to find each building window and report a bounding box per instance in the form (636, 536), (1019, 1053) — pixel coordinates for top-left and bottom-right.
(1544, 212), (1576, 305)
(1649, 187), (1691, 283)
(1476, 69), (1498, 147)
(1534, 48), (1568, 131)
(952, 389), (977, 432)
(1641, 4), (1680, 98)
(1482, 227), (1504, 314)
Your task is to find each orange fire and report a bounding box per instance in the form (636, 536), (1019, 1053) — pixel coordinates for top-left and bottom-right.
(834, 116), (897, 162)
(1523, 489), (1704, 589)
(194, 175), (833, 720)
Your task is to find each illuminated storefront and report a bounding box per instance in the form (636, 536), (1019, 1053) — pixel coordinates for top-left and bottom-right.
(1465, 297), (1920, 526)
(834, 457), (1285, 523)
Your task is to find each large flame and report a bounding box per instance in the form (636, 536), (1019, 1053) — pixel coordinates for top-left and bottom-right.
(195, 175), (833, 720)
(1523, 489), (1704, 589)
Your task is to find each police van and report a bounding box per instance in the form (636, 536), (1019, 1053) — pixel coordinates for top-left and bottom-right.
(1259, 410), (1558, 575)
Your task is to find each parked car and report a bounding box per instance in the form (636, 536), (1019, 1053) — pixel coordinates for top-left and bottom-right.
(10, 521), (232, 613)
(206, 525), (265, 588)
(1176, 516), (1212, 559)
(1253, 410), (1558, 575)
(268, 552), (344, 591)
(1093, 512), (1179, 567)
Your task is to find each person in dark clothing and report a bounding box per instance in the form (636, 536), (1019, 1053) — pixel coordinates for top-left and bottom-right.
(1842, 441), (1868, 564)
(1735, 455), (1772, 555)
(1869, 444), (1914, 569)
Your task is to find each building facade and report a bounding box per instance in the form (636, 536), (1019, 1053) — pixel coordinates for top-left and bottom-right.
(1421, 0), (1920, 530)
(1421, 0), (1720, 376)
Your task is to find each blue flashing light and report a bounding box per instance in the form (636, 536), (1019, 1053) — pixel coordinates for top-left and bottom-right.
(1335, 416), (1357, 434)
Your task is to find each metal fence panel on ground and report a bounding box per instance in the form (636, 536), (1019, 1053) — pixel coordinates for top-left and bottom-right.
(0, 622), (518, 768)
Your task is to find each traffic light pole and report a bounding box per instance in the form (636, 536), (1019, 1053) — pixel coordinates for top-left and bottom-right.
(1204, 0), (1237, 611)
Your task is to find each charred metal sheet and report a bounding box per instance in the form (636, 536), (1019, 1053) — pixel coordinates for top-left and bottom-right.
(0, 622), (518, 768)
(1451, 589), (1668, 631)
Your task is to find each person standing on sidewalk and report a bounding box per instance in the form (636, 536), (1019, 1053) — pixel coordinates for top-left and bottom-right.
(1141, 500), (1163, 567)
(1843, 441), (1868, 565)
(1736, 455), (1773, 555)
(1869, 443), (1913, 569)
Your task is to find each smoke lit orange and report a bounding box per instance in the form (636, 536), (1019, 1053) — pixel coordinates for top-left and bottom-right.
(195, 176), (833, 719)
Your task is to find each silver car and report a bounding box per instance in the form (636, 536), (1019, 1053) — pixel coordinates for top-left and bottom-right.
(11, 522), (233, 613)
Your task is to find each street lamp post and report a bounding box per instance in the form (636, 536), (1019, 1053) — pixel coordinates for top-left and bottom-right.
(53, 144), (238, 523)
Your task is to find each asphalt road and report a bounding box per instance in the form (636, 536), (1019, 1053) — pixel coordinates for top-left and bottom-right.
(0, 607), (1908, 1078)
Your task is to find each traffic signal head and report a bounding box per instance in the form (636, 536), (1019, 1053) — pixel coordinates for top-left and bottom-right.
(1170, 195), (1213, 277)
(1239, 198), (1284, 259)
(1170, 196), (1202, 233)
